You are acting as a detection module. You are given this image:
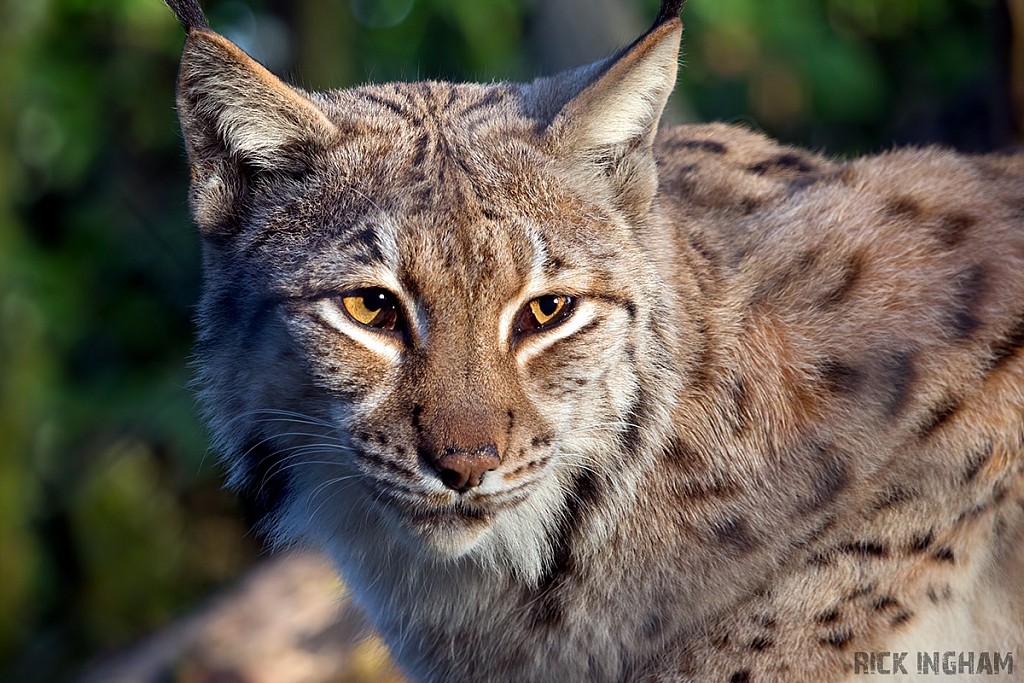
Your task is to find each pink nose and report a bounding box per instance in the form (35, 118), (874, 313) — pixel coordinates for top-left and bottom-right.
(433, 445), (500, 492)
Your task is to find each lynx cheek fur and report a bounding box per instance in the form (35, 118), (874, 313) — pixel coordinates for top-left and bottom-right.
(164, 0), (1024, 680)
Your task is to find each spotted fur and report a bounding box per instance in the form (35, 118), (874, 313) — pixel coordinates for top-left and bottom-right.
(165, 0), (1024, 680)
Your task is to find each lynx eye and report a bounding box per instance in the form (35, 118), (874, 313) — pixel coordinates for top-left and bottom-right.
(340, 289), (401, 331)
(518, 295), (574, 334)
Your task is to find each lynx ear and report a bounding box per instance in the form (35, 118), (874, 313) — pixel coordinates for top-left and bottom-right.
(531, 6), (683, 219)
(174, 29), (338, 238)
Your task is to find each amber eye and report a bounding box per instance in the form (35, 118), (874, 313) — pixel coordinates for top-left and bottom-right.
(340, 289), (401, 331)
(518, 295), (574, 334)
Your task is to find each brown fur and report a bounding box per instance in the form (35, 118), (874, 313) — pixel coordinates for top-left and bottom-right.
(164, 0), (1024, 680)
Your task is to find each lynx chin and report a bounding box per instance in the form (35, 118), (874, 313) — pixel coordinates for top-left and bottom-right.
(163, 0), (1024, 680)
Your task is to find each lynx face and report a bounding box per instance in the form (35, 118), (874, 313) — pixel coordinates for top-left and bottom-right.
(179, 14), (684, 572)
(267, 97), (659, 558)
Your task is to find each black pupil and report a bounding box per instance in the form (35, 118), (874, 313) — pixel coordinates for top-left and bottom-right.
(538, 296), (560, 317)
(365, 292), (387, 313)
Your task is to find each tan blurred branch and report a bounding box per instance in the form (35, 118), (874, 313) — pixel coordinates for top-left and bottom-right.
(75, 552), (405, 683)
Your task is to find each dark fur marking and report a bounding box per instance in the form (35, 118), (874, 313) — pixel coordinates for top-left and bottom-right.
(730, 377), (750, 435)
(360, 93), (421, 124)
(713, 516), (758, 554)
(675, 139), (728, 154)
(988, 312), (1024, 370)
(816, 609), (840, 624)
(817, 253), (864, 309)
(948, 265), (988, 340)
(936, 213), (977, 248)
(916, 397), (962, 438)
(801, 449), (848, 514)
(457, 89), (505, 118)
(962, 441), (993, 484)
(878, 350), (917, 419)
(666, 440), (739, 500)
(890, 612), (913, 627)
(411, 133), (430, 166)
(749, 636), (773, 651)
(748, 153), (816, 176)
(821, 629), (853, 649)
(873, 596), (899, 611)
(750, 250), (820, 306)
(846, 584), (874, 600)
(740, 195), (769, 215)
(884, 196), (923, 221)
(932, 547), (955, 563)
(908, 530), (934, 553)
(729, 670), (751, 683)
(411, 404), (423, 433)
(839, 540), (888, 557)
(873, 484), (916, 510)
(818, 359), (863, 395)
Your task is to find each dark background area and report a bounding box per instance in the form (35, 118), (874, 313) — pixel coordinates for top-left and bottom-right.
(0, 0), (1019, 681)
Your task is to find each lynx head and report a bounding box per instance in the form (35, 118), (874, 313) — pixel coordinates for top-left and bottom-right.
(170, 0), (694, 578)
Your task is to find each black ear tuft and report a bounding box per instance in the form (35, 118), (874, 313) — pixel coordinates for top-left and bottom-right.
(654, 0), (686, 26)
(164, 0), (210, 32)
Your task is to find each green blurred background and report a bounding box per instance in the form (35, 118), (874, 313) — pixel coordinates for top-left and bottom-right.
(0, 0), (1018, 680)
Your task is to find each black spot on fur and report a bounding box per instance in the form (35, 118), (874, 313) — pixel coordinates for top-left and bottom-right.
(730, 378), (750, 435)
(676, 139), (728, 154)
(932, 547), (955, 563)
(962, 441), (993, 484)
(884, 196), (923, 220)
(729, 670), (751, 683)
(908, 530), (934, 553)
(801, 449), (849, 513)
(411, 133), (430, 166)
(839, 540), (888, 557)
(411, 404), (423, 433)
(750, 250), (820, 306)
(890, 612), (914, 627)
(818, 359), (863, 395)
(817, 253), (864, 309)
(749, 636), (773, 651)
(740, 195), (769, 214)
(873, 484), (916, 510)
(878, 350), (917, 419)
(935, 213), (977, 248)
(816, 609), (840, 624)
(712, 516), (758, 554)
(821, 629), (853, 649)
(845, 584), (874, 600)
(666, 440), (738, 500)
(916, 397), (962, 438)
(749, 153), (816, 176)
(948, 265), (988, 339)
(873, 596), (899, 611)
(988, 312), (1024, 370)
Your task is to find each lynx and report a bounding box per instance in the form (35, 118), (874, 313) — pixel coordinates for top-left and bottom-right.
(164, 0), (1024, 680)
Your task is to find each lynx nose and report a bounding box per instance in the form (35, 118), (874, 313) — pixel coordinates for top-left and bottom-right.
(433, 445), (500, 492)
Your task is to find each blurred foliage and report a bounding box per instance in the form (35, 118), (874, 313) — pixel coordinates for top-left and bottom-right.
(0, 0), (1010, 681)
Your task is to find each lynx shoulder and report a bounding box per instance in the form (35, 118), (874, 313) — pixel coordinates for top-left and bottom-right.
(164, 0), (1024, 680)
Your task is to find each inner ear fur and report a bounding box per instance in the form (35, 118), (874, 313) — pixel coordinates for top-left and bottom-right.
(176, 30), (338, 238)
(533, 19), (682, 220)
